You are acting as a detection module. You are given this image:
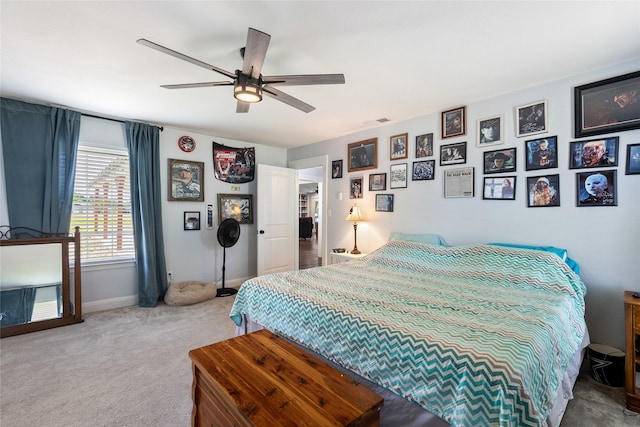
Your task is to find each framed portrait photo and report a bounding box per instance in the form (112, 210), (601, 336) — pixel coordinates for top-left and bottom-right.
(526, 174), (560, 207)
(482, 176), (516, 200)
(626, 143), (640, 175)
(516, 100), (548, 137)
(348, 138), (377, 172)
(412, 160), (435, 181)
(375, 194), (394, 212)
(168, 159), (204, 202)
(183, 211), (201, 230)
(576, 170), (617, 207)
(441, 106), (466, 139)
(476, 115), (503, 147)
(350, 177), (363, 199)
(525, 136), (558, 171)
(483, 148), (516, 175)
(217, 193), (253, 224)
(390, 133), (408, 160)
(415, 133), (433, 158)
(574, 70), (640, 138)
(440, 141), (467, 166)
(331, 159), (343, 179)
(390, 163), (408, 189)
(369, 173), (387, 191)
(444, 167), (474, 198)
(569, 136), (619, 169)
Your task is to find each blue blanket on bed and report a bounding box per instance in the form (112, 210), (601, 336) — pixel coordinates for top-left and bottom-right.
(230, 241), (587, 426)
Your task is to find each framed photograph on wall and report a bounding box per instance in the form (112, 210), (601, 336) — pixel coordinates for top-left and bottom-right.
(390, 163), (408, 189)
(183, 211), (201, 230)
(332, 159), (343, 179)
(415, 133), (433, 158)
(476, 115), (503, 147)
(375, 194), (394, 212)
(482, 176), (516, 200)
(483, 148), (516, 174)
(569, 136), (618, 169)
(576, 170), (617, 206)
(574, 70), (640, 138)
(348, 138), (377, 172)
(440, 141), (467, 166)
(390, 133), (408, 160)
(217, 193), (253, 224)
(516, 100), (548, 137)
(525, 136), (558, 171)
(444, 167), (474, 198)
(412, 160), (435, 181)
(168, 159), (204, 202)
(369, 173), (387, 191)
(626, 143), (640, 175)
(441, 106), (466, 139)
(350, 177), (363, 199)
(526, 174), (560, 207)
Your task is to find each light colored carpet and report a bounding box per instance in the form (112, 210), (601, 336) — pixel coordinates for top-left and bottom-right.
(1, 295), (638, 426)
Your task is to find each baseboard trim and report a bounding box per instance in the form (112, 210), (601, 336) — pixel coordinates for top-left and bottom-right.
(82, 295), (137, 314)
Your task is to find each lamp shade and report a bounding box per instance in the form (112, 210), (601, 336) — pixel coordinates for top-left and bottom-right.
(345, 205), (364, 222)
(234, 73), (263, 103)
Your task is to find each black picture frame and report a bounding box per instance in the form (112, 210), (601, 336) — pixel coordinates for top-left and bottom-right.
(576, 170), (617, 207)
(526, 174), (560, 207)
(569, 136), (619, 169)
(369, 173), (387, 191)
(482, 176), (516, 200)
(441, 106), (466, 139)
(415, 133), (433, 158)
(375, 194), (394, 212)
(331, 159), (343, 179)
(525, 136), (558, 171)
(348, 138), (377, 172)
(483, 148), (516, 174)
(412, 160), (435, 181)
(390, 133), (408, 160)
(390, 163), (408, 189)
(574, 70), (640, 138)
(168, 159), (204, 202)
(516, 100), (548, 137)
(184, 211), (201, 230)
(626, 143), (640, 175)
(217, 193), (253, 224)
(440, 141), (467, 166)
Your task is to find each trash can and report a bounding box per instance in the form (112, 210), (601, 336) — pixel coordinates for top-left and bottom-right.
(587, 343), (625, 387)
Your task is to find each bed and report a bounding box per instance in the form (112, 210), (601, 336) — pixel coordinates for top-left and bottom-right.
(229, 236), (588, 427)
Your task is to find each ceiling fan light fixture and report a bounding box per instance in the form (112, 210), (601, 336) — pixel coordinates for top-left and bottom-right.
(234, 73), (263, 103)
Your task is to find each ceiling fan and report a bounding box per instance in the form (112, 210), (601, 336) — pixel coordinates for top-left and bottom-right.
(137, 28), (345, 113)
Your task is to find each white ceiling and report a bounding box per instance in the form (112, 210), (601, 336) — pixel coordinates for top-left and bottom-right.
(2, 1), (639, 149)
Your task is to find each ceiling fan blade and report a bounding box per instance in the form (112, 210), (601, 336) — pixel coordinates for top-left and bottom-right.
(160, 82), (233, 89)
(263, 86), (315, 113)
(262, 74), (345, 86)
(137, 38), (236, 80)
(242, 28), (271, 79)
(236, 101), (250, 113)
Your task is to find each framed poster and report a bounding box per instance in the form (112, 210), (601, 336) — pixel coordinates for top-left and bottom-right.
(483, 148), (516, 174)
(390, 163), (408, 189)
(482, 176), (516, 200)
(476, 115), (503, 147)
(415, 133), (433, 158)
(440, 141), (467, 166)
(217, 193), (253, 224)
(569, 137), (618, 169)
(183, 211), (201, 230)
(444, 167), (474, 198)
(576, 170), (617, 206)
(168, 159), (204, 202)
(375, 194), (394, 212)
(516, 100), (548, 137)
(348, 138), (377, 172)
(369, 173), (387, 191)
(526, 175), (560, 207)
(350, 177), (363, 199)
(442, 106), (466, 139)
(331, 160), (343, 179)
(390, 133), (408, 160)
(574, 70), (640, 138)
(626, 143), (640, 175)
(412, 160), (435, 181)
(525, 136), (558, 171)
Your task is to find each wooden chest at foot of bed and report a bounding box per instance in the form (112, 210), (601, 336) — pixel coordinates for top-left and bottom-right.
(189, 329), (384, 427)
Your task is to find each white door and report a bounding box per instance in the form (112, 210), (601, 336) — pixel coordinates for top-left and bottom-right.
(257, 164), (298, 276)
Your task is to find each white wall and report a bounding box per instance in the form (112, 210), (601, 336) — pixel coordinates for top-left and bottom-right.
(288, 61), (640, 350)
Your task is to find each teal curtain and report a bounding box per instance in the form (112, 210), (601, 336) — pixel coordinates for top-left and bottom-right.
(0, 97), (80, 233)
(125, 122), (168, 307)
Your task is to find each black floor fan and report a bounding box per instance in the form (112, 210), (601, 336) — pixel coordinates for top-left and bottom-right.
(216, 218), (241, 297)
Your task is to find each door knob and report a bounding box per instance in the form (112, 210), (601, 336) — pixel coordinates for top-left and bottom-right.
(259, 230), (265, 234)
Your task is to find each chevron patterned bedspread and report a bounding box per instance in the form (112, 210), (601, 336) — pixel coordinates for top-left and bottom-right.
(230, 241), (587, 426)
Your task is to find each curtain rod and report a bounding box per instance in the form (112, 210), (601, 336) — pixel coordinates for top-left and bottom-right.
(81, 113), (164, 132)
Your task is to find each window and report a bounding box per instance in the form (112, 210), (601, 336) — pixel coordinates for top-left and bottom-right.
(70, 146), (135, 262)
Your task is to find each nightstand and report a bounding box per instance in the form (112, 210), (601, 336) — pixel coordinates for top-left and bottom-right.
(624, 290), (640, 413)
(329, 252), (367, 264)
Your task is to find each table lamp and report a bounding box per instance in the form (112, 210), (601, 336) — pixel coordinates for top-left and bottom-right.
(345, 204), (364, 254)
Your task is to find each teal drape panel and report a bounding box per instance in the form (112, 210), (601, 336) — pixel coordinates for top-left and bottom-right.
(0, 97), (80, 233)
(125, 122), (168, 307)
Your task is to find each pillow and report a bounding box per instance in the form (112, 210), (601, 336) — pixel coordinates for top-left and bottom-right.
(488, 243), (580, 274)
(388, 232), (448, 246)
